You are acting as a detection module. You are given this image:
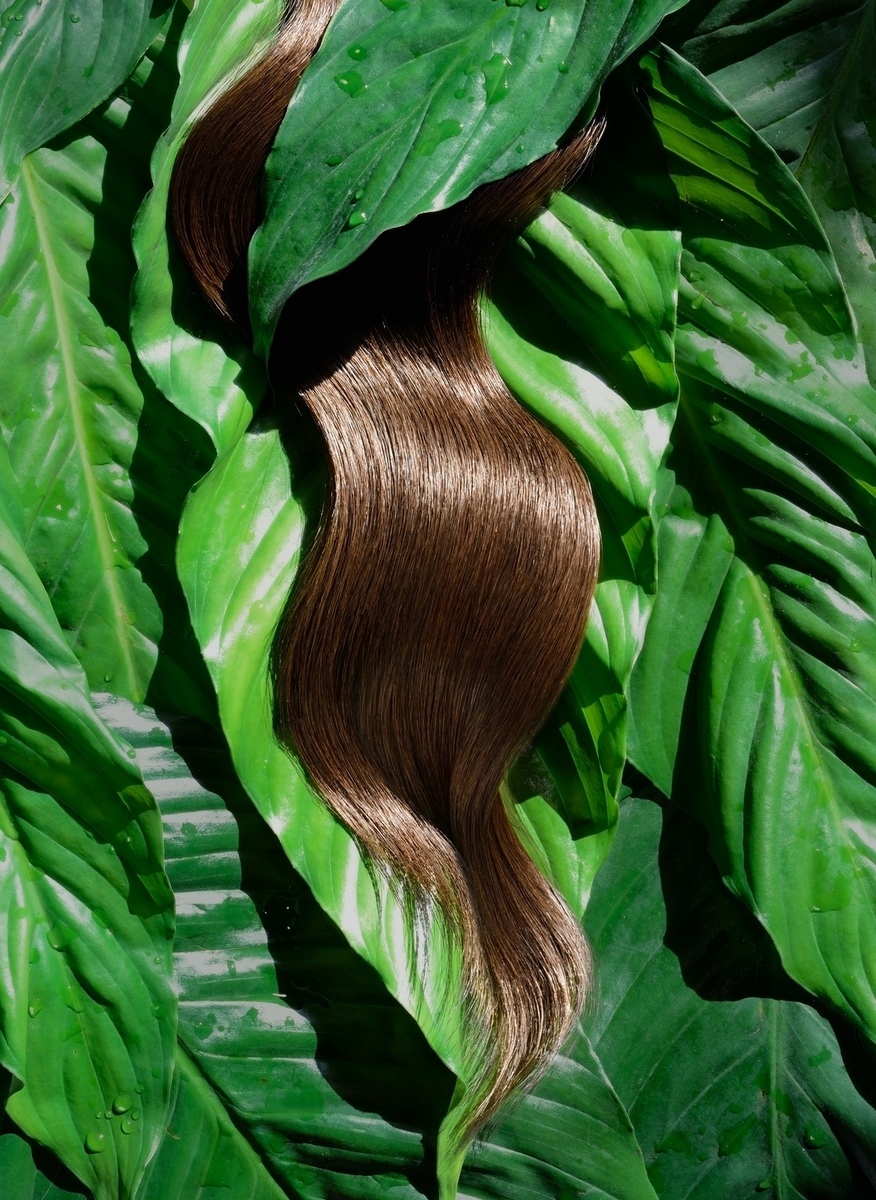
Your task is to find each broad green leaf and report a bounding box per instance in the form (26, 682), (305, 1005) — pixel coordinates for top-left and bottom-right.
(486, 84), (681, 912)
(632, 46), (876, 1046)
(663, 0), (865, 170)
(132, 0), (278, 456)
(176, 416), (465, 1080)
(460, 1026), (658, 1200)
(0, 0), (172, 197)
(585, 794), (876, 1198)
(0, 442), (175, 1200)
(796, 1), (876, 384)
(0, 18), (214, 710)
(97, 695), (454, 1199)
(250, 0), (690, 348)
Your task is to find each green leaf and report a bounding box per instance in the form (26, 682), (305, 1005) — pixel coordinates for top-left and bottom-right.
(459, 1027), (658, 1200)
(0, 0), (172, 196)
(585, 794), (876, 1198)
(97, 695), (454, 1199)
(796, 1), (876, 384)
(486, 81), (681, 912)
(176, 415), (466, 1080)
(0, 441), (175, 1200)
(626, 493), (734, 796)
(0, 1071), (90, 1200)
(632, 46), (876, 1046)
(0, 19), (213, 707)
(250, 0), (690, 348)
(132, 0), (278, 456)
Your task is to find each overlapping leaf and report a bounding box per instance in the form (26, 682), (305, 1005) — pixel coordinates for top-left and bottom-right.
(583, 794), (876, 1198)
(0, 0), (172, 197)
(132, 0), (279, 457)
(0, 19), (214, 706)
(0, 440), (175, 1200)
(487, 84), (680, 912)
(628, 46), (876, 1044)
(250, 0), (690, 348)
(98, 695), (453, 1200)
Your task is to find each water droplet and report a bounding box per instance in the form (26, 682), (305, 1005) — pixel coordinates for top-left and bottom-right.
(47, 924), (75, 951)
(346, 211), (367, 228)
(515, 144), (524, 153)
(454, 87), (466, 99)
(85, 1132), (106, 1154)
(848, 637), (863, 652)
(27, 998), (43, 1018)
(113, 1093), (133, 1115)
(418, 118), (462, 155)
(505, 0), (528, 5)
(95, 1110), (104, 1119)
(126, 749), (136, 759)
(334, 71), (366, 97)
(347, 44), (367, 60)
(135, 1085), (145, 1094)
(69, 13), (80, 20)
(104, 1111), (113, 1120)
(103, 673), (112, 682)
(557, 61), (570, 74)
(482, 53), (511, 103)
(380, 0), (409, 9)
(755, 1182), (772, 1194)
(803, 1122), (827, 1148)
(325, 154), (343, 166)
(131, 1109), (141, 1121)
(536, 0), (550, 8)
(153, 955), (162, 965)
(121, 1118), (136, 1135)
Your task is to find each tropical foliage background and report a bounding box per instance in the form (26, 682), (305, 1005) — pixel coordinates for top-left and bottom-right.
(0, 0), (875, 1196)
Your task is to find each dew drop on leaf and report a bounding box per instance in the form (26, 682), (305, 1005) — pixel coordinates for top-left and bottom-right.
(113, 1093), (133, 1115)
(482, 53), (511, 102)
(558, 61), (570, 73)
(334, 71), (366, 97)
(85, 1132), (106, 1154)
(347, 44), (367, 60)
(121, 1118), (136, 1135)
(27, 998), (43, 1018)
(347, 211), (368, 228)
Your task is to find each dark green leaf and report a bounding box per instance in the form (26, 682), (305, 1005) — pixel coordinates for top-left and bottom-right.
(796, 1), (876, 383)
(0, 442), (175, 1200)
(0, 1070), (91, 1200)
(585, 794), (876, 1198)
(0, 0), (173, 196)
(250, 0), (690, 348)
(632, 44), (876, 1049)
(663, 0), (865, 170)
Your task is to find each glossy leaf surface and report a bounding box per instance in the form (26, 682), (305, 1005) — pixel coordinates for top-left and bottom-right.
(0, 0), (172, 197)
(0, 442), (175, 1200)
(132, 0), (279, 457)
(488, 85), (680, 911)
(585, 794), (876, 1198)
(250, 0), (689, 348)
(629, 46), (876, 1045)
(97, 695), (453, 1200)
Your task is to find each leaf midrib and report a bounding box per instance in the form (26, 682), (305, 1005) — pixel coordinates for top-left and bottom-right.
(19, 154), (139, 698)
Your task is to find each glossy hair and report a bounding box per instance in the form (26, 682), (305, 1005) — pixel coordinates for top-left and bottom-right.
(171, 0), (601, 1145)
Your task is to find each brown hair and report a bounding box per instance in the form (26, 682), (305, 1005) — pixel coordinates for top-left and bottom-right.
(171, 0), (601, 1148)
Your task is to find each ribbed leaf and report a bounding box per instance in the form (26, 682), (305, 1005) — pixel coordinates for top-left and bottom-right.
(629, 46), (876, 1044)
(796, 0), (876, 384)
(0, 20), (211, 705)
(664, 0), (865, 170)
(585, 794), (876, 1198)
(132, 0), (278, 456)
(0, 442), (175, 1200)
(250, 0), (691, 348)
(0, 0), (172, 196)
(97, 695), (453, 1200)
(460, 1026), (658, 1200)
